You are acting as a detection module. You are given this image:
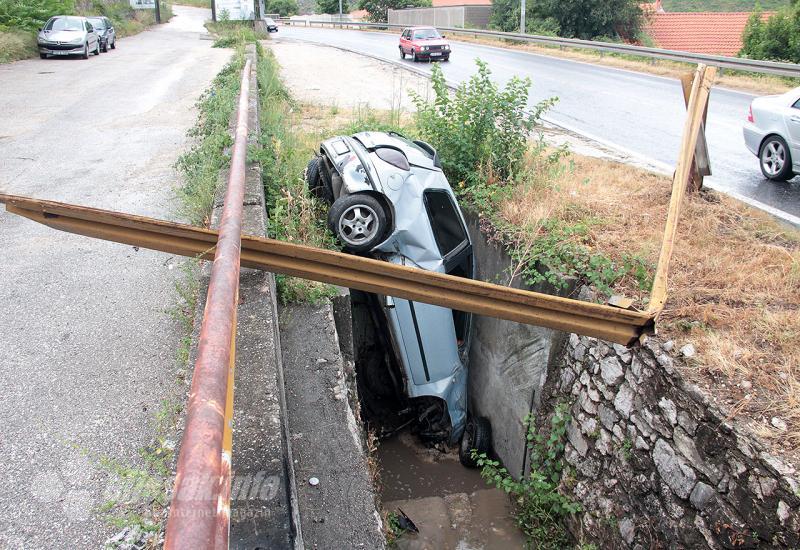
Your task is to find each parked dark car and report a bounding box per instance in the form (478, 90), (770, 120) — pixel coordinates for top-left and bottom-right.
(38, 16), (100, 59)
(306, 131), (491, 467)
(88, 16), (116, 52)
(264, 17), (278, 32)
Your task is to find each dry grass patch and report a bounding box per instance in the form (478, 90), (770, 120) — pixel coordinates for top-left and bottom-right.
(507, 152), (800, 454)
(0, 28), (37, 63)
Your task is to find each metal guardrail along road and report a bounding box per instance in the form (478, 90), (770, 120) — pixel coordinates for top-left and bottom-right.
(280, 18), (800, 78)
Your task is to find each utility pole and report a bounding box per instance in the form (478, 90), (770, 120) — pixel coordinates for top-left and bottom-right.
(338, 0), (342, 26)
(154, 0), (161, 23)
(211, 0), (217, 22)
(520, 0), (525, 33)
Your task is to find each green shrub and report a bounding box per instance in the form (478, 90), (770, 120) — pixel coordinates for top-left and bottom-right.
(412, 59), (556, 188)
(0, 0), (75, 32)
(0, 28), (37, 62)
(473, 404), (580, 549)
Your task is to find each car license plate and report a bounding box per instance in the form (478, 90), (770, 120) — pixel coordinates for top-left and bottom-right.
(54, 51), (68, 55)
(430, 52), (441, 56)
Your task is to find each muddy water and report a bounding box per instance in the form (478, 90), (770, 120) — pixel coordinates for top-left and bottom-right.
(376, 431), (486, 501)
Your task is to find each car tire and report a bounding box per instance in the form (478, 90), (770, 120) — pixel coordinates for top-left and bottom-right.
(306, 157), (334, 204)
(94, 42), (101, 55)
(459, 416), (491, 468)
(40, 53), (47, 59)
(412, 50), (417, 62)
(110, 38), (116, 49)
(328, 193), (388, 253)
(82, 43), (89, 59)
(399, 46), (405, 59)
(759, 135), (794, 181)
(102, 41), (108, 53)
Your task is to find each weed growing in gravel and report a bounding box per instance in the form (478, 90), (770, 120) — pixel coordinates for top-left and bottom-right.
(473, 404), (579, 549)
(176, 49), (245, 224)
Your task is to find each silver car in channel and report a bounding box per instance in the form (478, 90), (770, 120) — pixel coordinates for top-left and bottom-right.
(38, 16), (101, 59)
(743, 85), (800, 181)
(306, 131), (491, 467)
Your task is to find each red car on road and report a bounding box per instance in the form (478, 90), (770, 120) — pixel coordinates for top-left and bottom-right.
(399, 26), (451, 62)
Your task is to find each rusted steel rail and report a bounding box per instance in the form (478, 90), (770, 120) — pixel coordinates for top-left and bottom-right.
(161, 58), (251, 549)
(0, 193), (654, 345)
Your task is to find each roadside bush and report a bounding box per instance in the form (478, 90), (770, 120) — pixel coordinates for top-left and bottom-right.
(473, 404), (580, 549)
(740, 5), (800, 62)
(0, 0), (74, 31)
(0, 27), (37, 62)
(412, 59), (556, 188)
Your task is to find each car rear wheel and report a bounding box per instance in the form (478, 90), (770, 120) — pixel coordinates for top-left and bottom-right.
(328, 194), (388, 253)
(759, 135), (794, 181)
(82, 43), (89, 59)
(459, 416), (491, 468)
(306, 157), (334, 203)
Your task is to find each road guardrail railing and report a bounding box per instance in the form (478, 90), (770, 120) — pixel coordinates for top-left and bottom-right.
(279, 18), (800, 78)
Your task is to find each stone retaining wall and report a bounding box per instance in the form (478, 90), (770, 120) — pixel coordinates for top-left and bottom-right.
(547, 334), (800, 548)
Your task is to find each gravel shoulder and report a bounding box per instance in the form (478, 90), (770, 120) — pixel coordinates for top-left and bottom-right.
(0, 6), (230, 548)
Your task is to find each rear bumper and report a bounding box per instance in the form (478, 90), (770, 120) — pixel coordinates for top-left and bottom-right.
(743, 123), (764, 156)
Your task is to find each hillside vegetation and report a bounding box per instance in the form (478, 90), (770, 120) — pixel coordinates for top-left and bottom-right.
(661, 0), (790, 11)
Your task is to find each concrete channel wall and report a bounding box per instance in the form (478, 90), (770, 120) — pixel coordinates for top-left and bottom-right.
(465, 212), (800, 547)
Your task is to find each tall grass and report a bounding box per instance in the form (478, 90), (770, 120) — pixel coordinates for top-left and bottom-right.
(176, 48), (245, 224)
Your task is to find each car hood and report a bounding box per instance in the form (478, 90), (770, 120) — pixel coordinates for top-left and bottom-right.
(41, 30), (85, 41)
(412, 39), (449, 47)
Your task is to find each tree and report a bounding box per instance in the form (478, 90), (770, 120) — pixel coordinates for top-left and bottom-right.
(740, 3), (800, 62)
(490, 0), (642, 40)
(316, 0), (347, 14)
(265, 0), (298, 16)
(357, 0), (430, 23)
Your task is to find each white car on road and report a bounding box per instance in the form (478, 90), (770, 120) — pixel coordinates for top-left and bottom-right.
(743, 86), (800, 181)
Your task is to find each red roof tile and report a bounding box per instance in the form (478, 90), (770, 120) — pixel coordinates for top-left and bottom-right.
(645, 11), (772, 57)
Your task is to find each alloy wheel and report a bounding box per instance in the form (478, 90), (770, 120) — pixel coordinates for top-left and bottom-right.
(761, 140), (786, 176)
(337, 204), (378, 247)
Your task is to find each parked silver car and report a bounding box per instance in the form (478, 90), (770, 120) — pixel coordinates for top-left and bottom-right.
(307, 131), (491, 466)
(88, 16), (116, 52)
(38, 16), (101, 59)
(743, 86), (800, 181)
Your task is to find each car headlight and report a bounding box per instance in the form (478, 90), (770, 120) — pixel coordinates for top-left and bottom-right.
(71, 37), (84, 44)
(423, 46), (429, 51)
(444, 45), (450, 50)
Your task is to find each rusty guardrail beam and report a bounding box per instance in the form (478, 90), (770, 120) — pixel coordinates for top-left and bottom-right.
(160, 58), (251, 549)
(0, 193), (654, 346)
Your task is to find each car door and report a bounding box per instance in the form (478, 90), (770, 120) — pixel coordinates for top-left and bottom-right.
(85, 20), (96, 49)
(784, 96), (800, 169)
(400, 29), (410, 54)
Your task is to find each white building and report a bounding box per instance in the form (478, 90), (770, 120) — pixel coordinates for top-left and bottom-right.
(215, 0), (256, 20)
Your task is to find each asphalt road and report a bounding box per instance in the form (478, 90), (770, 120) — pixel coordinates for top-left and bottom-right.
(0, 7), (230, 548)
(280, 26), (800, 221)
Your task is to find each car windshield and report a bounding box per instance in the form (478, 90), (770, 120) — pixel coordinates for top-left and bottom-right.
(265, 18), (275, 24)
(413, 28), (441, 40)
(45, 17), (84, 31)
(88, 19), (105, 29)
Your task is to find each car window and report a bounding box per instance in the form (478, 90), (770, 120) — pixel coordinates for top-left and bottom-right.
(413, 28), (441, 40)
(793, 98), (800, 110)
(45, 17), (84, 31)
(86, 22), (93, 32)
(424, 190), (467, 257)
(88, 18), (104, 29)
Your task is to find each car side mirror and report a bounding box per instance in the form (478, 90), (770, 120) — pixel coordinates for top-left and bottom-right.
(441, 34), (446, 38)
(383, 296), (395, 309)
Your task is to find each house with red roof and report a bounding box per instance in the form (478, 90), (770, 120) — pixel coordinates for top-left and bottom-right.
(643, 7), (772, 57)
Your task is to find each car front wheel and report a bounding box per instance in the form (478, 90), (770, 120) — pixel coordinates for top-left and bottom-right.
(399, 46), (405, 59)
(110, 37), (116, 49)
(412, 50), (417, 62)
(459, 416), (491, 468)
(328, 194), (388, 253)
(82, 43), (89, 59)
(760, 135), (794, 181)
